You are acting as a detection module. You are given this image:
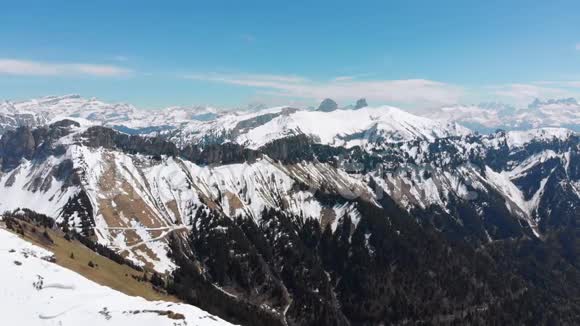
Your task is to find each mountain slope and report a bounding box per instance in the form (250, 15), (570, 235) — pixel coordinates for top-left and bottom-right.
(0, 121), (577, 262)
(0, 120), (375, 273)
(0, 226), (232, 326)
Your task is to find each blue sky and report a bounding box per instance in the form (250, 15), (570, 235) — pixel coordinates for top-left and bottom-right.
(1, 0), (580, 110)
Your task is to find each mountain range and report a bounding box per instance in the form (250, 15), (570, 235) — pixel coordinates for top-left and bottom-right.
(431, 98), (580, 133)
(2, 94), (579, 137)
(0, 95), (578, 325)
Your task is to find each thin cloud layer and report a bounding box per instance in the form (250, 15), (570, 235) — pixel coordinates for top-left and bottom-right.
(186, 73), (464, 106)
(0, 58), (131, 77)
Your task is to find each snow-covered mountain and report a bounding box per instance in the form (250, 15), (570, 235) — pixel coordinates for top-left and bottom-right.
(0, 118), (374, 273)
(3, 95), (579, 140)
(1, 117), (577, 261)
(0, 95), (471, 149)
(163, 105), (470, 149)
(0, 96), (579, 324)
(431, 98), (580, 133)
(0, 95), (221, 134)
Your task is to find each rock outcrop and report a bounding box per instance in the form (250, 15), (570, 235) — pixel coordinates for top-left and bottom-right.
(317, 98), (338, 112)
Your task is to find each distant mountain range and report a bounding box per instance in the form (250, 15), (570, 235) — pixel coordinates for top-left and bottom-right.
(430, 98), (580, 133)
(0, 94), (221, 134)
(2, 95), (578, 138)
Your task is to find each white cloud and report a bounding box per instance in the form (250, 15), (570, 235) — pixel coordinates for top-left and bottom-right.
(185, 72), (464, 107)
(576, 43), (580, 51)
(331, 73), (374, 82)
(0, 58), (132, 77)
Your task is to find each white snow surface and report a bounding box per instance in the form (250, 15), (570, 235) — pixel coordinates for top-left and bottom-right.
(505, 128), (575, 148)
(0, 227), (233, 326)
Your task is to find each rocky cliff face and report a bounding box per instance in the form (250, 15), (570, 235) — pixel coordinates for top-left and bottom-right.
(317, 98), (339, 112)
(354, 98), (368, 110)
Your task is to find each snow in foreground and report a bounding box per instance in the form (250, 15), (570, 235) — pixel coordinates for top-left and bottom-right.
(0, 228), (233, 326)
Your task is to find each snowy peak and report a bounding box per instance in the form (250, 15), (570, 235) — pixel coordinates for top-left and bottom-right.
(168, 104), (471, 149)
(504, 128), (576, 148)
